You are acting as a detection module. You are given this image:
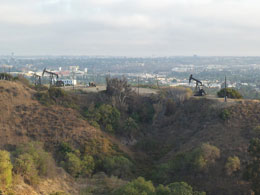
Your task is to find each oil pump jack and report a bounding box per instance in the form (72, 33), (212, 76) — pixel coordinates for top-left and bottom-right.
(189, 74), (206, 96)
(33, 73), (41, 86)
(42, 68), (64, 87)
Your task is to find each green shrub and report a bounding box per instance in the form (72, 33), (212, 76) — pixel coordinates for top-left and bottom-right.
(168, 143), (220, 174)
(225, 156), (240, 175)
(85, 104), (120, 133)
(103, 156), (133, 178)
(13, 153), (39, 185)
(112, 178), (205, 195)
(156, 184), (171, 195)
(244, 138), (260, 194)
(156, 182), (206, 195)
(0, 150), (13, 190)
(168, 182), (193, 195)
(57, 142), (74, 159)
(57, 142), (95, 177)
(13, 142), (55, 186)
(81, 155), (95, 177)
(219, 109), (231, 120)
(122, 117), (138, 135)
(151, 163), (171, 183)
(253, 125), (260, 136)
(193, 143), (220, 170)
(112, 177), (155, 195)
(13, 142), (54, 177)
(62, 152), (82, 177)
(217, 88), (242, 99)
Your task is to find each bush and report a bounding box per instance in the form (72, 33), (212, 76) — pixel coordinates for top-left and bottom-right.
(225, 156), (240, 175)
(219, 109), (231, 120)
(35, 87), (77, 108)
(112, 177), (155, 195)
(244, 138), (260, 194)
(81, 155), (95, 177)
(13, 153), (39, 185)
(112, 178), (205, 195)
(57, 142), (95, 177)
(122, 117), (138, 136)
(253, 125), (260, 136)
(13, 142), (54, 177)
(0, 150), (13, 190)
(62, 152), (82, 177)
(13, 142), (55, 185)
(168, 182), (193, 195)
(217, 88), (242, 99)
(103, 155), (133, 178)
(85, 104), (120, 133)
(151, 163), (171, 183)
(156, 184), (171, 195)
(168, 143), (220, 174)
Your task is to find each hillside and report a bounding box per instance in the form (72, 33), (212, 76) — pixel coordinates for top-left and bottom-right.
(138, 97), (259, 194)
(0, 79), (259, 195)
(0, 80), (131, 194)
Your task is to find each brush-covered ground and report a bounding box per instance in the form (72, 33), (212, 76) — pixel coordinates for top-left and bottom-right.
(0, 76), (259, 195)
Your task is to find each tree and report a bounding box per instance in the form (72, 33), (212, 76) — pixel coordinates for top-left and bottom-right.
(86, 104), (121, 133)
(0, 150), (13, 190)
(63, 152), (82, 177)
(81, 155), (95, 177)
(14, 153), (39, 185)
(217, 88), (242, 99)
(168, 182), (193, 195)
(106, 77), (133, 108)
(103, 155), (133, 178)
(244, 138), (260, 194)
(156, 184), (171, 195)
(225, 156), (240, 176)
(112, 177), (155, 195)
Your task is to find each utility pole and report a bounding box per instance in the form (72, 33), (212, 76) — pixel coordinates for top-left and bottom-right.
(138, 76), (140, 96)
(224, 76), (227, 102)
(156, 75), (159, 89)
(72, 71), (75, 90)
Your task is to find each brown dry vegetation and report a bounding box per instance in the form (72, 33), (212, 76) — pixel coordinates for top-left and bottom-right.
(0, 80), (129, 194)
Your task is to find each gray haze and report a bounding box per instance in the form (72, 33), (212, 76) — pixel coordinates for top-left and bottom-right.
(1, 0), (260, 56)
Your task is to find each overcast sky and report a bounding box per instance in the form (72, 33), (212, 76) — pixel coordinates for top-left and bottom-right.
(1, 0), (260, 56)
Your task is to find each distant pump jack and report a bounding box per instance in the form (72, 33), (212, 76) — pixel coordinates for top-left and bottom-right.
(189, 74), (207, 96)
(42, 68), (64, 87)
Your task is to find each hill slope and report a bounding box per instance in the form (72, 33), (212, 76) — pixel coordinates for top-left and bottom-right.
(140, 97), (259, 194)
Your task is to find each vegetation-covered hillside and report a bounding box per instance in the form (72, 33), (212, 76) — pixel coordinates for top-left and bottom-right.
(0, 76), (259, 195)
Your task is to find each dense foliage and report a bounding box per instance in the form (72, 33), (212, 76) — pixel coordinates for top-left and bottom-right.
(84, 104), (121, 133)
(152, 143), (220, 183)
(13, 142), (55, 185)
(217, 88), (242, 99)
(244, 138), (260, 195)
(0, 150), (13, 191)
(57, 142), (95, 177)
(112, 177), (206, 195)
(225, 156), (240, 176)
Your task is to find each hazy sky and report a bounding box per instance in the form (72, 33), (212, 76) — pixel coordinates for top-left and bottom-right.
(1, 0), (260, 56)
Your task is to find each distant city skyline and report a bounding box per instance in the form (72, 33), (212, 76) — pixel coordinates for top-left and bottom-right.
(1, 0), (260, 56)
